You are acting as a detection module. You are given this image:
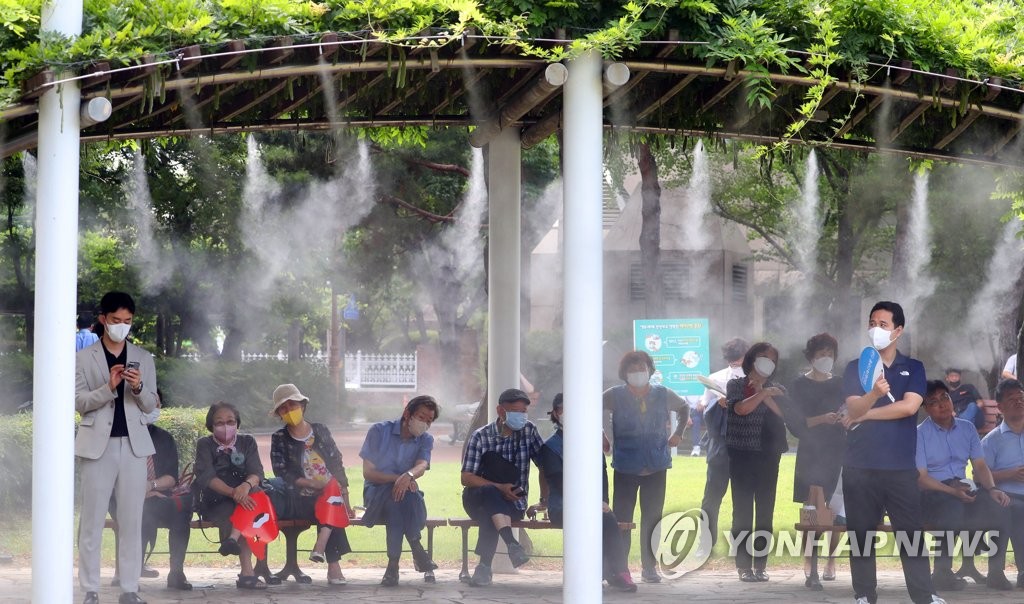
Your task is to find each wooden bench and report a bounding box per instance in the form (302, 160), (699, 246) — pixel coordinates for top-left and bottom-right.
(104, 516), (448, 583)
(448, 517), (635, 582)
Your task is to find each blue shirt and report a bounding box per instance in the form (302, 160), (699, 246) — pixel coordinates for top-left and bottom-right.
(982, 422), (1024, 496)
(462, 420), (544, 512)
(916, 417), (982, 481)
(606, 384), (674, 475)
(359, 418), (433, 475)
(841, 350), (926, 470)
(75, 329), (98, 352)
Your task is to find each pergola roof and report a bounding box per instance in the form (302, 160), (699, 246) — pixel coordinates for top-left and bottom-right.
(2, 31), (1023, 166)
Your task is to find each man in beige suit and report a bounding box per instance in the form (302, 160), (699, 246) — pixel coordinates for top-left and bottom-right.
(75, 292), (157, 604)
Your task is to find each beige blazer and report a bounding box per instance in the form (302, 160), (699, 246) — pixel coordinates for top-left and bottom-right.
(74, 340), (157, 460)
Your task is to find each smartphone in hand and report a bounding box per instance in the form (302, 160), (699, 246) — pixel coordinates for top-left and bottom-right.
(125, 361), (140, 371)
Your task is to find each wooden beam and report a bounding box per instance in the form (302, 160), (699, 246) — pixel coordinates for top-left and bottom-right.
(636, 73), (698, 121)
(834, 94), (886, 137)
(699, 77), (744, 114)
(215, 80), (290, 122)
(603, 29), (679, 107)
(987, 121), (1024, 157)
(219, 40), (247, 70)
(430, 69), (487, 114)
(378, 72), (439, 114)
(888, 101), (931, 142)
(933, 110), (981, 150)
(265, 36), (295, 66)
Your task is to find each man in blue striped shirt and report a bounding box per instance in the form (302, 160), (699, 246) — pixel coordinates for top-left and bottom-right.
(461, 388), (547, 587)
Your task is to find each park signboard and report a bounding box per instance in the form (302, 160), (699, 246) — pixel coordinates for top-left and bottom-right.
(633, 318), (710, 397)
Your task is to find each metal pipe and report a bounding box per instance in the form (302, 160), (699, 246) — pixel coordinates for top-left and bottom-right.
(486, 128), (522, 420)
(562, 49), (604, 603)
(33, 0), (83, 601)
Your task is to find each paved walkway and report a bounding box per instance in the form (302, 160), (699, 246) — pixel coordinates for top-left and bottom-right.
(0, 565), (1018, 603)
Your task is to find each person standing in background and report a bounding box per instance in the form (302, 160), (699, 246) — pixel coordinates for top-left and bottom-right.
(75, 314), (99, 352)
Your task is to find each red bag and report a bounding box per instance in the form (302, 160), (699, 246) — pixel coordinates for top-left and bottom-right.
(229, 490), (279, 560)
(314, 478), (350, 528)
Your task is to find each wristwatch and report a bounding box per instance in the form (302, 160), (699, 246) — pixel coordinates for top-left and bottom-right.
(132, 381), (144, 395)
(406, 471), (416, 480)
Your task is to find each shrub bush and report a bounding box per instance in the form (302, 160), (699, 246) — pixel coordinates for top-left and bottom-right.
(0, 407), (206, 512)
(157, 358), (342, 429)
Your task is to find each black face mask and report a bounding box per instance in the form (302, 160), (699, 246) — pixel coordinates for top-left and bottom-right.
(947, 380), (961, 389)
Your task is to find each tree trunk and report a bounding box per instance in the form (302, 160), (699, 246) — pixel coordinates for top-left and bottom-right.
(637, 143), (664, 318)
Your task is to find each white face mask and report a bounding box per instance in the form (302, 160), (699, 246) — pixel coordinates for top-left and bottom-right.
(626, 371), (650, 388)
(407, 418), (429, 437)
(105, 322), (131, 343)
(868, 326), (894, 350)
(753, 357), (776, 378)
(142, 408), (161, 425)
(811, 356), (834, 375)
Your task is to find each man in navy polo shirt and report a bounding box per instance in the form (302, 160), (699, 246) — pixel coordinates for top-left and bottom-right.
(981, 378), (1024, 587)
(842, 301), (943, 604)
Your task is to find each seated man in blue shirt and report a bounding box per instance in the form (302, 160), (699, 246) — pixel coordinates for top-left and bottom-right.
(461, 388), (547, 587)
(916, 380), (1012, 591)
(841, 301), (942, 604)
(981, 378), (1024, 588)
(359, 395), (440, 587)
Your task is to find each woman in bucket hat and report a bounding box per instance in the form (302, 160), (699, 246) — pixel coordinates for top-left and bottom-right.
(269, 383), (353, 585)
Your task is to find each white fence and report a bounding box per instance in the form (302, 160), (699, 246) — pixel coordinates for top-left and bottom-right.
(179, 350), (417, 390)
(344, 351), (417, 391)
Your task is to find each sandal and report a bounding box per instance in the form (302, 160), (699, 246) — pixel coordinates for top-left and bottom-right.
(236, 575), (267, 590)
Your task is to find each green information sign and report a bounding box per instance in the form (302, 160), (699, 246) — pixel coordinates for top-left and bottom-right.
(633, 318), (710, 396)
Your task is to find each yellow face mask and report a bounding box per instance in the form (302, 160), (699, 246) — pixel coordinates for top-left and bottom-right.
(281, 407), (304, 427)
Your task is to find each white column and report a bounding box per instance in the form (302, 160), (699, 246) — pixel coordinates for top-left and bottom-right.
(561, 50), (604, 602)
(33, 2), (83, 602)
(486, 128), (522, 421)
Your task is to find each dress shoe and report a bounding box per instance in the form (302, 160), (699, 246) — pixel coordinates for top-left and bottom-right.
(805, 574), (823, 590)
(381, 565), (399, 587)
(166, 570), (192, 591)
(507, 542), (530, 568)
(470, 563), (492, 587)
(738, 569), (758, 582)
(986, 572), (1014, 591)
(117, 593), (146, 604)
(140, 565), (159, 579)
(83, 592), (99, 604)
(641, 568), (661, 583)
(931, 569), (966, 591)
(754, 569), (770, 582)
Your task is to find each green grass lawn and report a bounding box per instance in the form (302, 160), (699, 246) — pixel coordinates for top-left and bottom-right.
(2, 454), (948, 572)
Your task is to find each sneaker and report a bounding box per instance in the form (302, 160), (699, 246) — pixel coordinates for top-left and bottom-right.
(470, 563), (492, 587)
(855, 598), (871, 604)
(83, 592), (99, 604)
(507, 542), (530, 568)
(380, 565), (399, 587)
(309, 551), (326, 564)
(608, 571), (638, 592)
(930, 596), (947, 604)
(117, 594), (146, 604)
(690, 445), (701, 456)
(140, 565), (159, 579)
(641, 568), (661, 583)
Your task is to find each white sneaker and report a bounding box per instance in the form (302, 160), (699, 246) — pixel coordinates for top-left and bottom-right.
(690, 446), (701, 456)
(930, 596), (947, 604)
(854, 598), (870, 604)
